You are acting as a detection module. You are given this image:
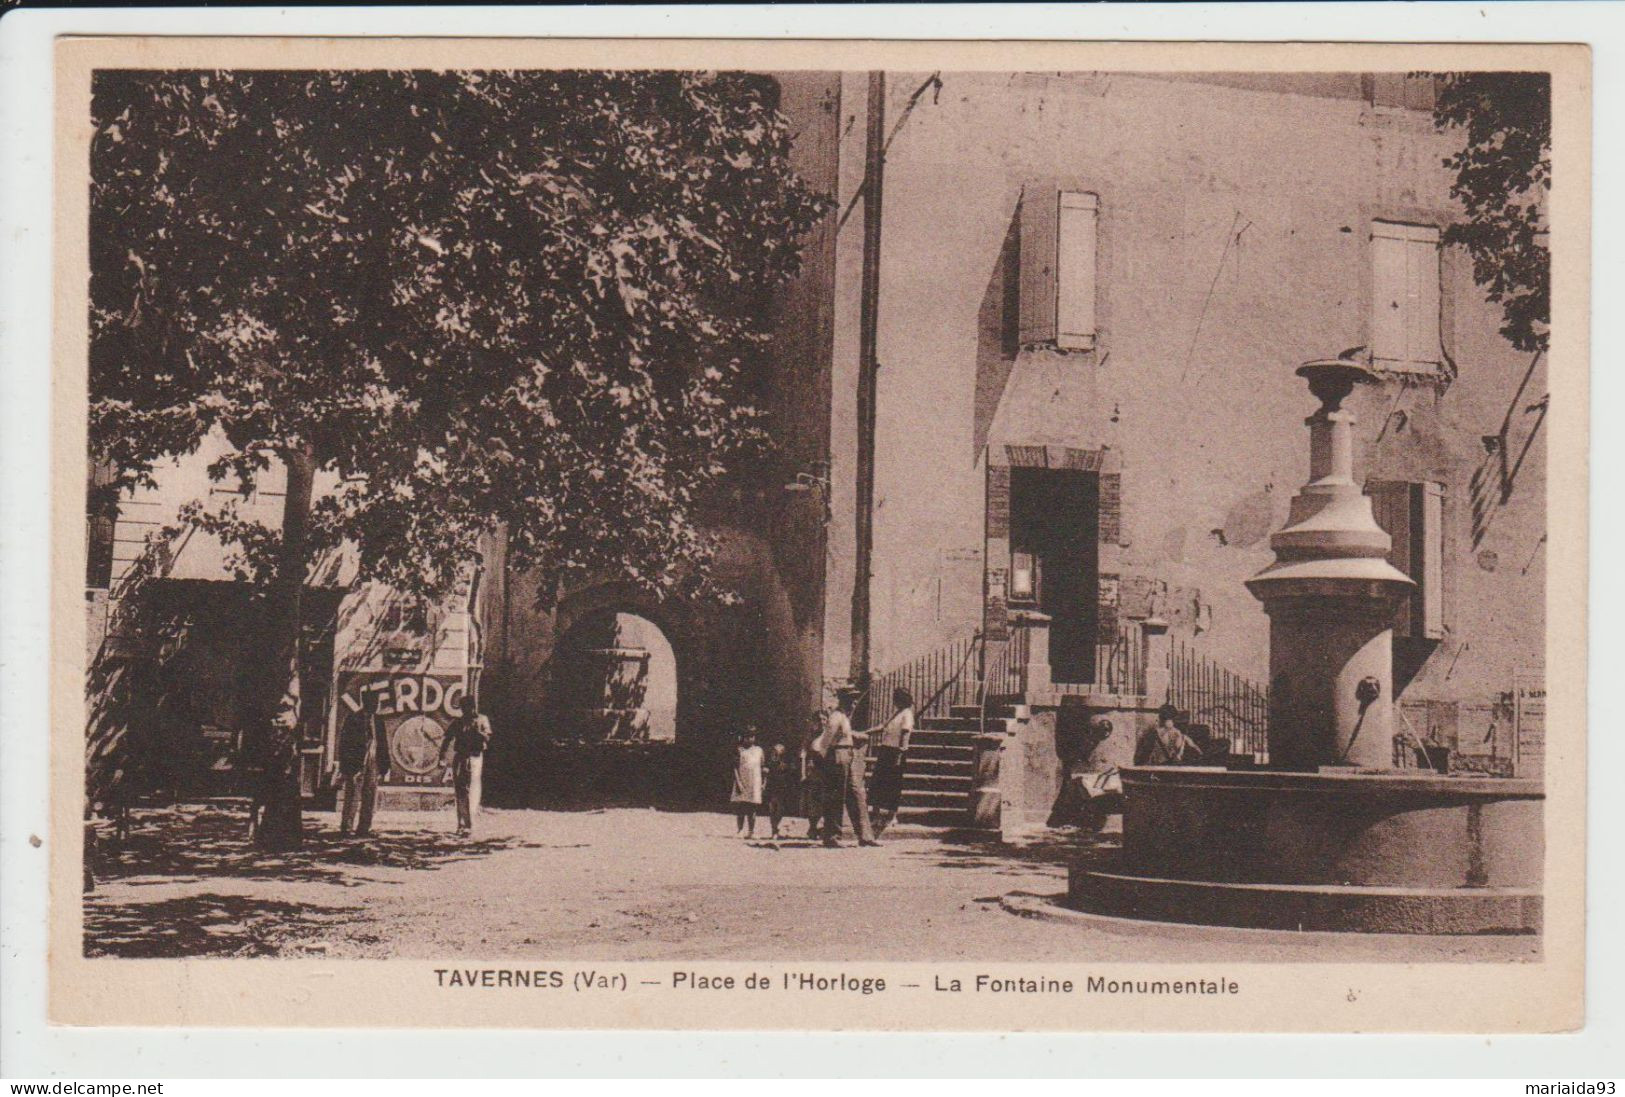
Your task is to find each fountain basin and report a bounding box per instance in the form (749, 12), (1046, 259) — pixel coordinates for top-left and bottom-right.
(1067, 767), (1543, 934)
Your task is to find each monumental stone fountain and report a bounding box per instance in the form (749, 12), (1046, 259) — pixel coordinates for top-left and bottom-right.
(1068, 357), (1544, 934)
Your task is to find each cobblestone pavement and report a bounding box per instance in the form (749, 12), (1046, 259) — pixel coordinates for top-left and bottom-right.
(83, 804), (1539, 962)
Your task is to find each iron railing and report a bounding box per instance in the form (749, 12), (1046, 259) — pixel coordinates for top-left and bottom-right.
(871, 618), (1151, 718)
(1169, 639), (1270, 756)
(865, 632), (982, 724)
(1093, 622), (1147, 697)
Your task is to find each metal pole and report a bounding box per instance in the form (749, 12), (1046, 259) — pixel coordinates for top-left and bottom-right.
(849, 71), (885, 704)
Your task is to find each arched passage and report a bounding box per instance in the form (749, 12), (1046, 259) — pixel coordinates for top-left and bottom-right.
(480, 532), (821, 809)
(550, 610), (679, 743)
(484, 581), (719, 808)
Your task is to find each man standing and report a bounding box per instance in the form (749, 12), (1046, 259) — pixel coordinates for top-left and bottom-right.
(815, 687), (877, 848)
(336, 687), (391, 837)
(440, 697), (494, 836)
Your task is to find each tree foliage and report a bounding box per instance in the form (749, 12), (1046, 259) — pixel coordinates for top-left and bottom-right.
(1432, 71), (1551, 354)
(91, 69), (830, 600)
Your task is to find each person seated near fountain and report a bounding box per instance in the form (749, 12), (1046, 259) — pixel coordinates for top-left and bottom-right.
(730, 726), (766, 838)
(1135, 704), (1204, 766)
(762, 741), (797, 841)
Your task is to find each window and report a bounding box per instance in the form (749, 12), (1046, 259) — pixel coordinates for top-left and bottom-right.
(378, 598), (430, 635)
(1371, 221), (1442, 370)
(1368, 479), (1445, 640)
(1020, 189), (1099, 350)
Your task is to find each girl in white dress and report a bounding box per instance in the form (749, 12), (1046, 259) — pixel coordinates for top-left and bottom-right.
(730, 727), (766, 837)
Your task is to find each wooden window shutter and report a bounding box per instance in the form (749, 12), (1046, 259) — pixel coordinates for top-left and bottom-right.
(1020, 188), (1099, 349)
(1372, 221), (1441, 368)
(1369, 479), (1446, 640)
(984, 463), (1012, 641)
(986, 464), (1012, 539)
(86, 462), (118, 590)
(1097, 573), (1120, 638)
(1371, 229), (1408, 364)
(1018, 187), (1059, 346)
(1405, 231), (1442, 365)
(1056, 192), (1099, 349)
(1368, 479), (1415, 635)
(1418, 481), (1445, 640)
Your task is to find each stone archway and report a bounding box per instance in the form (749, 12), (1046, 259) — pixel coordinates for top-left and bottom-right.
(483, 580), (723, 808)
(479, 522), (822, 809)
(550, 609), (679, 744)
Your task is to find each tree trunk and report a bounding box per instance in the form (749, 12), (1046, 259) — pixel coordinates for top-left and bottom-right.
(250, 445), (316, 850)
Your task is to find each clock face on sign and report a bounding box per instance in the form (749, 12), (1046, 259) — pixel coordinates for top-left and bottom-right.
(390, 714), (446, 776)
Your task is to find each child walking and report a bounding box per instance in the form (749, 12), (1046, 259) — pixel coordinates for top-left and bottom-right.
(730, 727), (765, 837)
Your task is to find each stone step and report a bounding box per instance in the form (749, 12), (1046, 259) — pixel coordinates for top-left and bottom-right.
(903, 741), (975, 760)
(900, 788), (971, 808)
(919, 719), (1021, 737)
(903, 773), (962, 789)
(910, 728), (982, 744)
(895, 775), (966, 791)
(949, 702), (1029, 721)
(918, 717), (984, 733)
(863, 755), (974, 772)
(896, 806), (980, 828)
(905, 759), (976, 777)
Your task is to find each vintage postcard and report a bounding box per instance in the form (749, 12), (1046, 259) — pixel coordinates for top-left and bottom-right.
(50, 36), (1588, 1032)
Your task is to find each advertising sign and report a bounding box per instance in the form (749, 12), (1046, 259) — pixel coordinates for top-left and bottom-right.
(334, 672), (467, 786)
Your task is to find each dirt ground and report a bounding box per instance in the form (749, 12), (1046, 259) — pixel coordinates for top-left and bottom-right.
(83, 803), (1539, 963)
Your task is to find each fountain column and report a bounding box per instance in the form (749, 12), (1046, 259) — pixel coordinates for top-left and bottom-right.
(1245, 359), (1414, 771)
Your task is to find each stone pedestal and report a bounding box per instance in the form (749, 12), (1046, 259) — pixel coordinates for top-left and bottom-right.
(1011, 609), (1052, 695)
(1139, 616), (1171, 703)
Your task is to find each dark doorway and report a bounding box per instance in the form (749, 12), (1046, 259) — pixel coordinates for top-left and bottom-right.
(1009, 468), (1100, 684)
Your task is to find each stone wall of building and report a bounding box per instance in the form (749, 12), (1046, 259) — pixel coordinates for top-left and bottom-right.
(822, 71), (1546, 735)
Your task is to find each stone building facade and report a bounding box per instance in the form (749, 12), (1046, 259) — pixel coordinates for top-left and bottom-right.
(820, 71), (1547, 779)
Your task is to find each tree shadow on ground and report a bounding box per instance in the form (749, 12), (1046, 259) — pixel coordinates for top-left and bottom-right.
(84, 893), (362, 958)
(897, 827), (1121, 878)
(90, 805), (544, 888)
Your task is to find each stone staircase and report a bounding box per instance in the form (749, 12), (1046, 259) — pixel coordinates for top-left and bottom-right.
(871, 702), (1027, 830)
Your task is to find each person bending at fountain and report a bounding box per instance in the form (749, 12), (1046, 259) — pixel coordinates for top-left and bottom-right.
(1135, 704), (1203, 766)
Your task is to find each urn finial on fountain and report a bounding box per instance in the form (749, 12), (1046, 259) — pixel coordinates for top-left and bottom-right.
(1245, 354), (1414, 770)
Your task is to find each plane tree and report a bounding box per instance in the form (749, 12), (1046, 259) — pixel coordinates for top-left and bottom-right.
(1432, 71), (1551, 354)
(90, 69), (828, 847)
